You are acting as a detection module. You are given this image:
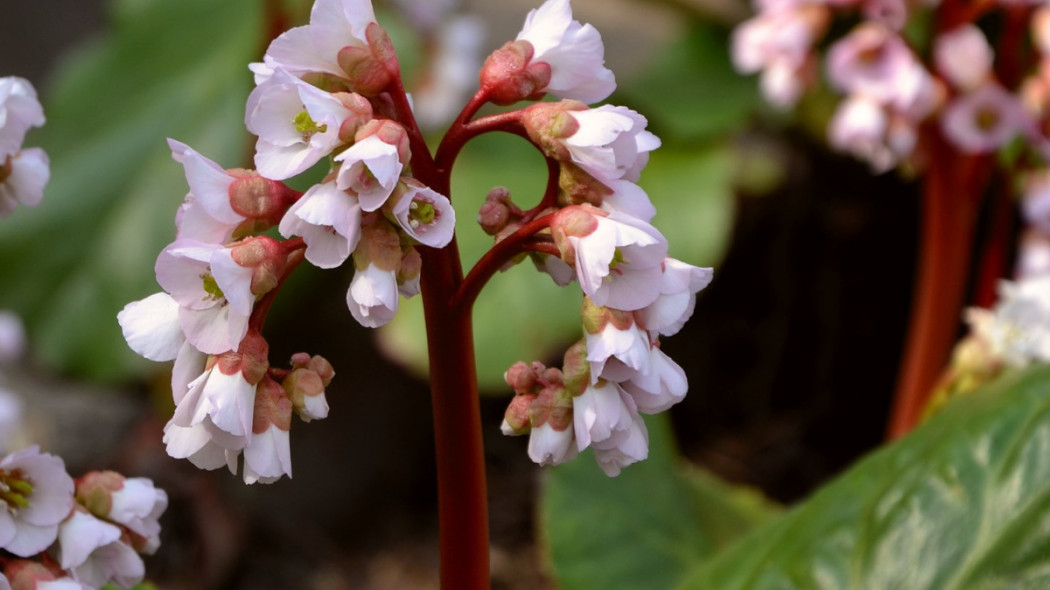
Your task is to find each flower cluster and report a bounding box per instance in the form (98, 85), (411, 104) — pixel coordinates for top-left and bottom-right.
(121, 0), (711, 479)
(0, 447), (167, 590)
(119, 0), (461, 484)
(486, 4), (713, 476)
(0, 77), (49, 218)
(730, 0), (1050, 173)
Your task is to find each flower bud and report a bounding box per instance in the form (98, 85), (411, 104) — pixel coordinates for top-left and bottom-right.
(502, 391), (537, 435)
(254, 378), (293, 434)
(291, 353), (335, 387)
(282, 367), (329, 422)
(504, 361), (540, 394)
(230, 235), (285, 296)
(4, 559), (63, 590)
(561, 339), (591, 396)
(478, 187), (518, 235)
(354, 220), (403, 272)
(398, 247), (422, 296)
(522, 100), (586, 161)
(480, 40), (552, 105)
(75, 470), (124, 518)
(333, 92), (375, 142)
(337, 23), (400, 96)
(354, 118), (411, 165)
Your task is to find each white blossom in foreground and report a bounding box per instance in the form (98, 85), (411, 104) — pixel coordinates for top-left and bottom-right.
(967, 276), (1050, 366)
(278, 181), (363, 269)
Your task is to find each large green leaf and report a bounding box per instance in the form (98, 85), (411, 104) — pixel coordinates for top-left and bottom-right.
(377, 137), (735, 390)
(0, 0), (261, 379)
(540, 414), (780, 590)
(676, 364), (1050, 590)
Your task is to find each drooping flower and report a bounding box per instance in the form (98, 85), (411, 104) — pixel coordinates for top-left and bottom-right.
(551, 205), (668, 311)
(240, 379), (293, 485)
(636, 258), (713, 337)
(333, 119), (408, 211)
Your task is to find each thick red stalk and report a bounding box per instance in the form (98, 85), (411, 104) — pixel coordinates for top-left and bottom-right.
(389, 78), (490, 588)
(885, 135), (988, 439)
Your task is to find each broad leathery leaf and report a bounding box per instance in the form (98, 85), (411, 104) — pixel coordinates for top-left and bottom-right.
(0, 0), (261, 380)
(377, 133), (734, 390)
(675, 364), (1050, 590)
(541, 414), (780, 590)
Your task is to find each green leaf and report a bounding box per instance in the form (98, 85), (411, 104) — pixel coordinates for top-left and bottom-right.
(540, 414), (780, 590)
(377, 136), (735, 390)
(675, 364), (1050, 590)
(0, 0), (261, 379)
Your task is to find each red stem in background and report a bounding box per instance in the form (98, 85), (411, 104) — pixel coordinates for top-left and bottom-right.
(973, 174), (1015, 308)
(885, 135), (990, 439)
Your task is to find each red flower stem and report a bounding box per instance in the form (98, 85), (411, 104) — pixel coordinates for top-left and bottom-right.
(885, 136), (988, 439)
(973, 173), (1015, 308)
(452, 212), (556, 315)
(435, 111), (528, 178)
(389, 78), (491, 589)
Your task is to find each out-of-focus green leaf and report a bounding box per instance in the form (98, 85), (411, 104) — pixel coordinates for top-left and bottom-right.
(0, 0), (260, 379)
(618, 21), (759, 143)
(540, 414), (780, 590)
(377, 135), (735, 390)
(676, 365), (1050, 590)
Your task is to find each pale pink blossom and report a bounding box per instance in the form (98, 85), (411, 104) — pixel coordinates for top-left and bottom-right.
(155, 240), (255, 355)
(591, 409), (648, 476)
(167, 140), (244, 242)
(827, 24), (933, 112)
(278, 181), (362, 269)
(0, 77), (45, 158)
(620, 344), (689, 413)
(934, 25), (993, 92)
(527, 422), (578, 466)
(563, 105), (660, 187)
(245, 69), (353, 180)
(636, 258), (713, 337)
(730, 4), (825, 75)
(334, 134), (403, 210)
(162, 421), (236, 472)
(552, 205), (668, 311)
(0, 148), (48, 218)
(347, 263), (400, 328)
(600, 180), (656, 223)
(941, 83), (1028, 154)
(572, 380), (635, 451)
(515, 0), (616, 104)
(583, 305), (651, 382)
(171, 362), (259, 444)
(240, 379), (293, 484)
(1022, 168), (1050, 235)
(0, 447), (75, 557)
(117, 292), (184, 362)
(0, 310), (26, 363)
(106, 478), (167, 550)
(252, 0), (377, 83)
(389, 182), (456, 248)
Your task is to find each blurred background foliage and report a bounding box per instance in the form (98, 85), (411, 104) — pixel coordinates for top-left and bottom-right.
(8, 1), (1048, 590)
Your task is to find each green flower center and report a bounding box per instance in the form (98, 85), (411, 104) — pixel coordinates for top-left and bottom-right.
(202, 272), (225, 300)
(294, 110), (328, 141)
(609, 248), (625, 270)
(408, 200), (436, 228)
(0, 469), (33, 511)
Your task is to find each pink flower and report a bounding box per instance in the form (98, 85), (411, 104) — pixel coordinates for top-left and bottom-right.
(572, 380), (635, 451)
(347, 262), (400, 328)
(941, 83), (1028, 154)
(117, 292), (184, 362)
(591, 410), (648, 476)
(245, 69), (354, 180)
(514, 0), (616, 104)
(827, 24), (933, 112)
(389, 181), (456, 248)
(620, 344), (689, 413)
(552, 205), (668, 311)
(563, 105), (660, 187)
(582, 302), (652, 382)
(252, 0), (378, 83)
(155, 240), (256, 355)
(167, 140), (245, 243)
(240, 379), (293, 484)
(278, 181), (363, 269)
(934, 25), (993, 92)
(0, 148), (49, 218)
(636, 258), (713, 337)
(0, 447), (75, 557)
(57, 510), (143, 589)
(0, 77), (45, 159)
(334, 131), (405, 211)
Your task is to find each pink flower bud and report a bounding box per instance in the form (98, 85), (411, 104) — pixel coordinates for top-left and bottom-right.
(480, 40), (552, 105)
(354, 119), (411, 165)
(501, 391), (537, 435)
(504, 361), (540, 394)
(333, 92), (374, 142)
(282, 367), (330, 422)
(478, 187), (519, 235)
(4, 560), (64, 590)
(227, 172), (296, 228)
(336, 22), (399, 96)
(561, 340), (591, 395)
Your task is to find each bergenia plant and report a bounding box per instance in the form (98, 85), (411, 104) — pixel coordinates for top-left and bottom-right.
(117, 0), (710, 586)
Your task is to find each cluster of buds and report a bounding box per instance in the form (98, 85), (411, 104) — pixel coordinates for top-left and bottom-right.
(481, 2), (713, 475)
(0, 447), (167, 590)
(730, 0), (1050, 173)
(0, 77), (48, 218)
